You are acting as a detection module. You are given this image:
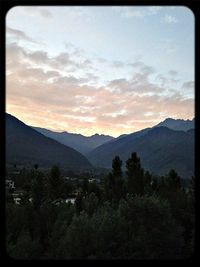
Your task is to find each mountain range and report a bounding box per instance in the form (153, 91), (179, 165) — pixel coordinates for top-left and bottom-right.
(6, 113), (92, 171)
(154, 117), (195, 131)
(87, 126), (194, 178)
(32, 126), (114, 155)
(32, 117), (194, 156)
(6, 113), (194, 178)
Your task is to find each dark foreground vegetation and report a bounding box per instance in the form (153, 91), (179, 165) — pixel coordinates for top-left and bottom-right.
(6, 153), (195, 259)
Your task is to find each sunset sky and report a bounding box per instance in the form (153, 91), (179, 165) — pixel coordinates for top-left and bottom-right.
(6, 6), (194, 137)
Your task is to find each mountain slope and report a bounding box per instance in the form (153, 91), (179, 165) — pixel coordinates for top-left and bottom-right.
(155, 117), (194, 131)
(32, 126), (114, 155)
(86, 127), (151, 161)
(87, 127), (194, 178)
(6, 113), (92, 171)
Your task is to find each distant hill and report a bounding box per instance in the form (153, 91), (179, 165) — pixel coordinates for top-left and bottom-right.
(87, 126), (194, 178)
(32, 126), (114, 155)
(155, 117), (194, 131)
(6, 113), (92, 171)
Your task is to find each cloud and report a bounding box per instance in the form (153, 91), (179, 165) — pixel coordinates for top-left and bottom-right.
(157, 39), (178, 54)
(53, 75), (89, 86)
(155, 73), (180, 87)
(6, 42), (93, 74)
(38, 8), (53, 19)
(111, 60), (125, 68)
(64, 42), (86, 59)
(108, 78), (127, 87)
(170, 78), (180, 84)
(129, 61), (144, 68)
(7, 69), (194, 136)
(147, 6), (163, 14)
(128, 61), (155, 75)
(182, 81), (194, 90)
(51, 52), (74, 68)
(85, 73), (99, 83)
(51, 53), (93, 70)
(162, 14), (178, 24)
(108, 74), (162, 95)
(8, 67), (61, 82)
(28, 50), (50, 64)
(140, 65), (155, 76)
(112, 6), (163, 19)
(97, 57), (107, 63)
(6, 26), (36, 43)
(107, 62), (157, 94)
(112, 7), (145, 19)
(22, 6), (53, 19)
(67, 6), (93, 18)
(168, 70), (178, 76)
(6, 40), (194, 137)
(123, 9), (145, 18)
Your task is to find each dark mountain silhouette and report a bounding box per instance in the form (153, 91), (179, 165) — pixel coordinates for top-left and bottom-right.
(32, 126), (114, 155)
(155, 117), (194, 131)
(87, 126), (194, 178)
(6, 113), (92, 171)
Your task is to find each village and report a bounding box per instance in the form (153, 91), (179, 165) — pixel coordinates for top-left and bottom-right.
(6, 167), (98, 206)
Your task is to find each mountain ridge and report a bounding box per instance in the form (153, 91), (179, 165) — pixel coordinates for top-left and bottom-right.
(87, 126), (194, 178)
(154, 117), (194, 131)
(6, 113), (93, 171)
(32, 126), (114, 155)
(6, 113), (194, 177)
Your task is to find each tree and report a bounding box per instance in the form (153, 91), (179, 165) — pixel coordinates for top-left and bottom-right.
(103, 156), (125, 202)
(31, 171), (46, 210)
(34, 164), (39, 170)
(82, 178), (89, 195)
(112, 156), (122, 178)
(118, 195), (184, 259)
(62, 180), (74, 198)
(58, 211), (94, 259)
(126, 152), (144, 195)
(48, 166), (64, 200)
(88, 182), (102, 200)
(143, 171), (153, 194)
(144, 171), (152, 187)
(188, 175), (195, 201)
(83, 192), (99, 217)
(166, 169), (181, 191)
(102, 173), (113, 201)
(75, 193), (84, 213)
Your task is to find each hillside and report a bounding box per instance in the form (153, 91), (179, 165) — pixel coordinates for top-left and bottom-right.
(155, 117), (194, 131)
(6, 113), (92, 171)
(32, 126), (114, 155)
(87, 126), (194, 178)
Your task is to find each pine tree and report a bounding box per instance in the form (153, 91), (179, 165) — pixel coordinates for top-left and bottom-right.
(112, 156), (122, 178)
(126, 152), (144, 195)
(48, 165), (64, 200)
(166, 169), (181, 191)
(31, 171), (46, 210)
(103, 156), (125, 202)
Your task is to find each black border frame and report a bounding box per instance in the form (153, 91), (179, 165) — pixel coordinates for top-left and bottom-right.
(0, 0), (199, 264)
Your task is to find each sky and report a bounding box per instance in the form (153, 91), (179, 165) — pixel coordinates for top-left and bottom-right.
(6, 6), (194, 137)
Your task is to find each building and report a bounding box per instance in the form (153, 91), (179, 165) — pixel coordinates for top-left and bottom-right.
(6, 179), (15, 190)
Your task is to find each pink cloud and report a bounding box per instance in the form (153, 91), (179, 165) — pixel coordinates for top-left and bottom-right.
(6, 42), (194, 136)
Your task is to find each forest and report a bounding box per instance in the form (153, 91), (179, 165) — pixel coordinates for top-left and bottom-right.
(6, 152), (195, 259)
